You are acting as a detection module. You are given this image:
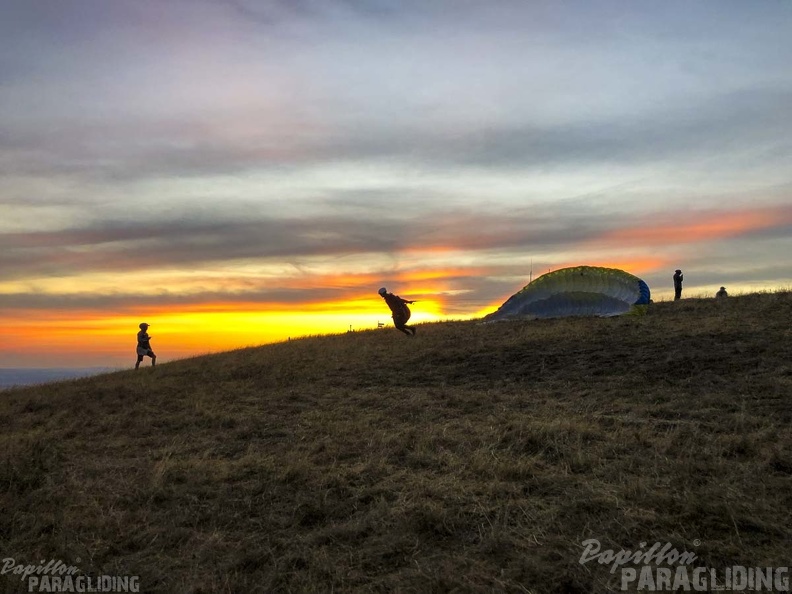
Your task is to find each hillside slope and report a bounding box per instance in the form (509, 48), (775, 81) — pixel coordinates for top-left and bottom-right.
(2, 293), (791, 593)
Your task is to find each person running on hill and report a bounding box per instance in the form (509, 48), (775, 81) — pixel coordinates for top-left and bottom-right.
(378, 287), (416, 335)
(135, 323), (157, 369)
(673, 269), (684, 300)
(716, 286), (728, 299)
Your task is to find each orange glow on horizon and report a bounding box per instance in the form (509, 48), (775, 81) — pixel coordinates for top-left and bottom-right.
(593, 206), (792, 247)
(5, 203), (789, 368)
(0, 295), (453, 367)
(552, 256), (670, 276)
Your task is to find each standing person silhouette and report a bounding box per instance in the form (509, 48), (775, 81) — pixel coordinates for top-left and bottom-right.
(135, 323), (156, 369)
(378, 287), (416, 335)
(673, 269), (684, 300)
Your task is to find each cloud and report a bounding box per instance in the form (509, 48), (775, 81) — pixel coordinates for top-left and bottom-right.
(0, 217), (380, 279)
(3, 83), (790, 187)
(0, 262), (509, 313)
(4, 0), (791, 182)
(0, 203), (610, 281)
(591, 205), (792, 248)
(3, 198), (790, 284)
(2, 201), (789, 316)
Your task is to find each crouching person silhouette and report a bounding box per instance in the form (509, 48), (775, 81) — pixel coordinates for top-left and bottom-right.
(135, 322), (157, 369)
(378, 287), (416, 336)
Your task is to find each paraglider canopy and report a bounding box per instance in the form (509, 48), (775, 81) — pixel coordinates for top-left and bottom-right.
(484, 266), (650, 321)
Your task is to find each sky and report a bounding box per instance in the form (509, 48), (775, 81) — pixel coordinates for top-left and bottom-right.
(1, 0), (791, 368)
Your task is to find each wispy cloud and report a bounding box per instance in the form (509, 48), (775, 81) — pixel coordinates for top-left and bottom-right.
(3, 86), (791, 184)
(592, 205), (792, 248)
(0, 207), (615, 283)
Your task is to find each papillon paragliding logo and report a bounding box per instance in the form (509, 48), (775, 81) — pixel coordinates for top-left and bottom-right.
(483, 266), (651, 321)
(578, 540), (791, 592)
(1, 557), (141, 592)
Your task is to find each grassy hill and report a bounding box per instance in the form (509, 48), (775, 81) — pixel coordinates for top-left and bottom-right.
(2, 292), (791, 593)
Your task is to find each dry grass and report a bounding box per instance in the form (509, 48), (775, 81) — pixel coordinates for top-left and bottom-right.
(2, 292), (791, 593)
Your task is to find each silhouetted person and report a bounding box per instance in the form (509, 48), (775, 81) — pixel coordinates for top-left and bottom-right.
(378, 287), (416, 335)
(716, 286), (728, 299)
(673, 269), (683, 300)
(135, 322), (156, 369)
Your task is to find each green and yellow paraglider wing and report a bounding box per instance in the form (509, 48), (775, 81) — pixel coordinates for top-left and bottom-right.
(485, 266), (651, 321)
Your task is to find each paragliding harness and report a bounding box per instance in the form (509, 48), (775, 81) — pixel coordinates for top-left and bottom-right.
(383, 293), (411, 326)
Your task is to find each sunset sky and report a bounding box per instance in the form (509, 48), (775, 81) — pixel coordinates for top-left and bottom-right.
(2, 0), (791, 367)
